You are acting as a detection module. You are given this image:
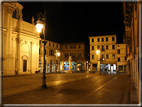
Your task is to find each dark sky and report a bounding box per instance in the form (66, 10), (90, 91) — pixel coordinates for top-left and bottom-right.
(19, 2), (125, 44)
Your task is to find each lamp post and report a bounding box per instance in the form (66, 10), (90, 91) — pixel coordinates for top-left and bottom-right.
(36, 11), (47, 88)
(96, 50), (101, 74)
(55, 50), (60, 74)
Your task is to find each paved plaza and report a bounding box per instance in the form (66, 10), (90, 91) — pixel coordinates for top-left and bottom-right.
(2, 72), (140, 105)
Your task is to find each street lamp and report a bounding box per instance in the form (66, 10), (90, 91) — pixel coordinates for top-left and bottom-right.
(55, 50), (60, 74)
(96, 50), (101, 74)
(36, 11), (47, 88)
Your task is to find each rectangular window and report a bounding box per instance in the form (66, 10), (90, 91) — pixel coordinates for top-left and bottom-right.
(112, 54), (115, 58)
(118, 57), (120, 62)
(106, 37), (108, 41)
(112, 37), (115, 41)
(112, 45), (115, 49)
(92, 55), (94, 59)
(102, 54), (104, 58)
(92, 39), (94, 42)
(106, 45), (108, 49)
(125, 56), (127, 61)
(65, 45), (67, 49)
(106, 54), (109, 59)
(53, 44), (54, 47)
(56, 45), (58, 48)
(101, 45), (104, 51)
(101, 38), (104, 42)
(117, 49), (120, 54)
(79, 45), (81, 49)
(49, 43), (51, 46)
(39, 49), (40, 54)
(80, 53), (82, 57)
(92, 46), (94, 50)
(97, 38), (100, 42)
(97, 45), (100, 49)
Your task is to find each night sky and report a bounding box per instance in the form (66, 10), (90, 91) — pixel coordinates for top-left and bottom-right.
(19, 2), (125, 44)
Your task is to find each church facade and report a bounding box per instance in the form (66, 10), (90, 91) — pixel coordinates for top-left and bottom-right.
(2, 2), (40, 75)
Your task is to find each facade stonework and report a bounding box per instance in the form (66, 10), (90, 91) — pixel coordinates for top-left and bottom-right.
(2, 3), (40, 75)
(89, 35), (127, 72)
(123, 2), (140, 103)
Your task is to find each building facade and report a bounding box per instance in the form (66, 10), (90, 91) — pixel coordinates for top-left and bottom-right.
(39, 39), (61, 73)
(123, 2), (140, 103)
(89, 35), (127, 72)
(2, 3), (40, 75)
(60, 42), (87, 71)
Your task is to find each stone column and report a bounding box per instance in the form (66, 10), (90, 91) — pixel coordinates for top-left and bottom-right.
(98, 61), (100, 73)
(55, 60), (57, 73)
(66, 56), (72, 73)
(58, 60), (60, 72)
(103, 64), (105, 72)
(62, 61), (64, 70)
(90, 63), (92, 71)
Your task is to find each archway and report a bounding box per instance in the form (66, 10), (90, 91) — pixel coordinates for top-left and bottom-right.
(77, 62), (83, 71)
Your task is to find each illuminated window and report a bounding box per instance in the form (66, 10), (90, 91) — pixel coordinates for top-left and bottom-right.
(117, 49), (120, 54)
(106, 54), (109, 59)
(112, 54), (115, 58)
(106, 37), (108, 41)
(97, 38), (100, 42)
(106, 45), (108, 49)
(92, 39), (94, 42)
(101, 38), (104, 42)
(112, 45), (115, 49)
(112, 37), (115, 41)
(92, 46), (94, 50)
(92, 55), (94, 59)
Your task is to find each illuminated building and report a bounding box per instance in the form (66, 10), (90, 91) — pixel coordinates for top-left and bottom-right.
(123, 2), (140, 103)
(2, 2), (40, 75)
(89, 35), (127, 73)
(39, 39), (61, 73)
(60, 42), (87, 72)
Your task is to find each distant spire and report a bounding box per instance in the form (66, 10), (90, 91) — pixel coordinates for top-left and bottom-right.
(32, 16), (34, 24)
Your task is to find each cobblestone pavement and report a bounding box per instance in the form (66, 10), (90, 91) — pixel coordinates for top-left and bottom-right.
(2, 72), (131, 105)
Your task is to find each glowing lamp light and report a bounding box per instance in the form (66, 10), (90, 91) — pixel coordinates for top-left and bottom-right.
(57, 52), (60, 57)
(35, 23), (43, 33)
(96, 50), (100, 54)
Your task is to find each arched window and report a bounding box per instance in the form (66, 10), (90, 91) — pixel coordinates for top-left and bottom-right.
(12, 10), (17, 19)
